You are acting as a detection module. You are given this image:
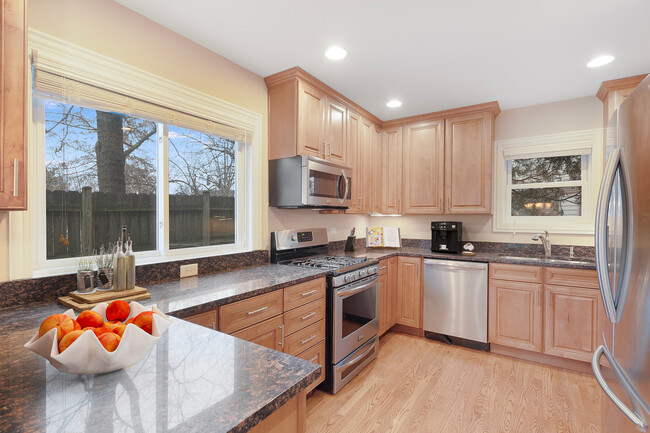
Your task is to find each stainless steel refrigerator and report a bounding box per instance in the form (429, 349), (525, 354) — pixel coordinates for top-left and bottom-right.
(593, 74), (650, 432)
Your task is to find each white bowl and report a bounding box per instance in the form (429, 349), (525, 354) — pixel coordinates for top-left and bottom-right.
(24, 301), (172, 375)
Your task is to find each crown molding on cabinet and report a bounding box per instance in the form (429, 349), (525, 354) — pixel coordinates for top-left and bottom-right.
(596, 73), (648, 101)
(265, 67), (383, 126)
(382, 101), (501, 128)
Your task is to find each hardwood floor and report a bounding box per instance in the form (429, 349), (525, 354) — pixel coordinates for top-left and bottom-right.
(307, 332), (602, 433)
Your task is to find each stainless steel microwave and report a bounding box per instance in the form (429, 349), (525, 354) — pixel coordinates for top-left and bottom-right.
(269, 156), (352, 208)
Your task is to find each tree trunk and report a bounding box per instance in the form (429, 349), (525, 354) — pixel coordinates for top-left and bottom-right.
(95, 111), (126, 193)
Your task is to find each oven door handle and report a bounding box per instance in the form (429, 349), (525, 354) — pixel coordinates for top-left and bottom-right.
(336, 338), (378, 370)
(336, 276), (379, 299)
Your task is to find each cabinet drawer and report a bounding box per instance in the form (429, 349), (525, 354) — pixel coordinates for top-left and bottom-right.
(219, 290), (283, 334)
(283, 278), (326, 311)
(379, 258), (389, 275)
(296, 339), (326, 393)
(489, 263), (543, 283)
(544, 267), (599, 289)
(284, 299), (325, 335)
(184, 310), (217, 330)
(284, 320), (326, 356)
(231, 315), (284, 352)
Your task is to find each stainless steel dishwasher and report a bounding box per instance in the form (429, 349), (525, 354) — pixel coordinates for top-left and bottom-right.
(423, 259), (489, 351)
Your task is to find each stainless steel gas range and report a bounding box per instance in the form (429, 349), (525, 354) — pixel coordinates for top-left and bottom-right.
(271, 228), (380, 394)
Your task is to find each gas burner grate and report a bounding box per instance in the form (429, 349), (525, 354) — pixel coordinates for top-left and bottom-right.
(287, 255), (369, 270)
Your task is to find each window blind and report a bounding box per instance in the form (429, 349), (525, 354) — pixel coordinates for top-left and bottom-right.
(32, 51), (252, 144)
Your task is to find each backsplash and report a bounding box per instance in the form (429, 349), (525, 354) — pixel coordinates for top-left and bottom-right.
(0, 250), (268, 309)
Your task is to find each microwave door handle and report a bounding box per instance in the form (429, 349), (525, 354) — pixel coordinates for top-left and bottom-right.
(596, 148), (619, 323)
(592, 345), (648, 430)
(339, 169), (349, 201)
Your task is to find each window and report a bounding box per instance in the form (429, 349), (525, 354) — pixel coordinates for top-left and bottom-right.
(24, 30), (262, 278)
(494, 130), (603, 234)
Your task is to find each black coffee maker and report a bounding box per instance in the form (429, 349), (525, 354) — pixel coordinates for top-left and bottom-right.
(431, 221), (462, 253)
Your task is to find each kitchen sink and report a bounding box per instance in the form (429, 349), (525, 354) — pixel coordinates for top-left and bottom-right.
(496, 253), (596, 266)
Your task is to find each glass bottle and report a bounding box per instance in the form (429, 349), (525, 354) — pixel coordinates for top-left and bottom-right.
(125, 236), (136, 290)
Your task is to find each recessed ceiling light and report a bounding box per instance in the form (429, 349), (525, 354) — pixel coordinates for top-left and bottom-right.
(325, 46), (347, 61)
(587, 55), (615, 68)
(386, 99), (402, 108)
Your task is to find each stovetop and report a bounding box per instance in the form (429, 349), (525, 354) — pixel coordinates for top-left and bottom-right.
(284, 255), (369, 272)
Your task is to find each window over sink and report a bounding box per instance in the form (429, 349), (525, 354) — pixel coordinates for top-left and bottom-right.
(494, 129), (603, 234)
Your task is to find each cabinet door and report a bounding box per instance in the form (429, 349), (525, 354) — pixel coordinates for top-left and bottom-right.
(325, 97), (346, 164)
(231, 315), (284, 352)
(298, 81), (326, 158)
(346, 110), (362, 213)
(488, 279), (543, 352)
(0, 0), (27, 210)
(372, 125), (383, 213)
(397, 256), (422, 328)
(184, 310), (217, 330)
(360, 117), (374, 213)
(388, 256), (398, 327)
(403, 120), (444, 214)
(544, 285), (599, 362)
(444, 111), (493, 214)
(378, 259), (389, 335)
(381, 126), (403, 214)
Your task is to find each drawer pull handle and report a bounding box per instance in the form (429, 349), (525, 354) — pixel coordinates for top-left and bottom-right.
(247, 306), (268, 315)
(301, 290), (318, 297)
(309, 355), (318, 363)
(210, 323), (215, 330)
(379, 266), (387, 270)
(13, 159), (19, 197)
(301, 335), (317, 345)
(301, 312), (317, 320)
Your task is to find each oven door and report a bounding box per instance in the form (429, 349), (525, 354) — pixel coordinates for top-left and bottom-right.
(333, 274), (380, 363)
(304, 157), (352, 207)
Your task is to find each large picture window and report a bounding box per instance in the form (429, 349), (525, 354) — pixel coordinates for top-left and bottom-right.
(493, 129), (603, 234)
(25, 30), (261, 278)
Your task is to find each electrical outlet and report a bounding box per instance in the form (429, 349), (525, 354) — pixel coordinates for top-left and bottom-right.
(328, 228), (337, 235)
(180, 263), (198, 278)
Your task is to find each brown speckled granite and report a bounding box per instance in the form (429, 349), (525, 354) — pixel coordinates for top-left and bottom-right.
(0, 304), (319, 433)
(0, 249), (268, 309)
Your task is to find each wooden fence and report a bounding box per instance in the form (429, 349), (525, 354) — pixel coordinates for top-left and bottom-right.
(46, 189), (235, 259)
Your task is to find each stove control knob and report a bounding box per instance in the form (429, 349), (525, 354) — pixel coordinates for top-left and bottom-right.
(290, 234), (297, 242)
(359, 269), (367, 278)
(344, 275), (351, 283)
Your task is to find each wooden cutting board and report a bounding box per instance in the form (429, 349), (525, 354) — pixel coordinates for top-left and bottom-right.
(58, 292), (152, 312)
(68, 286), (148, 304)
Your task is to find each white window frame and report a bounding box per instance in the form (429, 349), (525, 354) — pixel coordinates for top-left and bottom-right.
(20, 30), (262, 278)
(493, 129), (603, 234)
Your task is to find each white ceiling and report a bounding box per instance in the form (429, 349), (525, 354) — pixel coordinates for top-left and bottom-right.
(114, 0), (650, 120)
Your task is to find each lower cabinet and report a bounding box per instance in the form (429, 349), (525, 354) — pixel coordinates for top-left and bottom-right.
(396, 256), (422, 329)
(489, 264), (601, 363)
(183, 310), (218, 330)
(379, 257), (398, 336)
(488, 278), (543, 352)
(231, 315), (284, 351)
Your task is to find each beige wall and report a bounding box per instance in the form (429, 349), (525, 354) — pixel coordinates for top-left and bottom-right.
(0, 0), (269, 282)
(367, 96), (603, 247)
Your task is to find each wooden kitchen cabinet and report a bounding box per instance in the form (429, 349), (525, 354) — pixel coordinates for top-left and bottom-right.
(231, 315), (285, 352)
(488, 278), (544, 352)
(489, 263), (603, 364)
(381, 126), (403, 214)
(597, 74), (647, 127)
(296, 339), (326, 394)
(402, 120), (445, 214)
(219, 290), (284, 334)
(297, 80), (327, 158)
(347, 112), (375, 214)
(379, 256), (398, 336)
(0, 0), (27, 210)
(324, 97), (347, 164)
(184, 310), (217, 330)
(397, 256), (422, 329)
(544, 284), (599, 362)
(444, 111), (493, 214)
(372, 125), (383, 213)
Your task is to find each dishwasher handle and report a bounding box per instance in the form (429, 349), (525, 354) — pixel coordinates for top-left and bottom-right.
(423, 259), (487, 271)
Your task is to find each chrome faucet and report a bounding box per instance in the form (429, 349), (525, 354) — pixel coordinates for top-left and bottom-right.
(532, 231), (552, 257)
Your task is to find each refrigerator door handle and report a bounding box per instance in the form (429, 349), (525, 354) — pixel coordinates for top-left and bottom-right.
(596, 148), (621, 322)
(592, 345), (648, 431)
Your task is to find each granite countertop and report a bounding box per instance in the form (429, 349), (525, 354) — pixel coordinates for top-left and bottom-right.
(0, 302), (320, 433)
(339, 246), (597, 270)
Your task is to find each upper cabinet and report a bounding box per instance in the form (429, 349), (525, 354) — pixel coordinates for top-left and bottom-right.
(596, 74), (648, 127)
(383, 102), (499, 215)
(265, 68), (382, 169)
(402, 120), (444, 214)
(346, 111), (375, 214)
(444, 111), (494, 214)
(0, 0), (27, 210)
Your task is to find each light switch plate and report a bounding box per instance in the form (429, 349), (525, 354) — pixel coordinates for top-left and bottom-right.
(180, 263), (198, 278)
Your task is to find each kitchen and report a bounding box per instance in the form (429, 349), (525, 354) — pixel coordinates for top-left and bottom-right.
(1, 0), (649, 432)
